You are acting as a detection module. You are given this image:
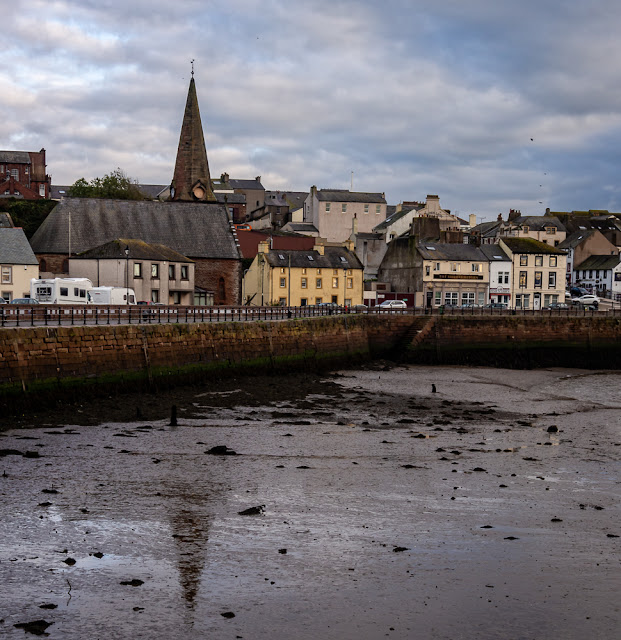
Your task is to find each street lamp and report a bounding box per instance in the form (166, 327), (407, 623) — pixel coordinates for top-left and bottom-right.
(124, 245), (130, 304)
(343, 268), (347, 310)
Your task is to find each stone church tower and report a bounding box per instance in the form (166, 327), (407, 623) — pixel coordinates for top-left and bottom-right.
(169, 75), (217, 202)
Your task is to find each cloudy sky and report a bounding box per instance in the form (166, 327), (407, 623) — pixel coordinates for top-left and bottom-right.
(3, 0), (621, 221)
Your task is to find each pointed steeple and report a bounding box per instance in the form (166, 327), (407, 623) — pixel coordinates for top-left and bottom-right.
(170, 75), (216, 202)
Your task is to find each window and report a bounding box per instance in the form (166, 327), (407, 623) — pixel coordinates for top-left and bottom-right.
(519, 271), (527, 288)
(11, 169), (18, 180)
(219, 277), (225, 302)
(169, 265), (175, 279)
(471, 263), (482, 272)
(549, 256), (557, 267)
(316, 268), (321, 274)
(39, 185), (45, 197)
(434, 263), (440, 271)
(307, 255), (314, 261)
(364, 204), (369, 213)
(280, 277), (286, 288)
(280, 267), (286, 274)
(347, 278), (353, 289)
(546, 227), (556, 235)
(520, 255), (528, 266)
(444, 292), (458, 305)
(325, 203), (331, 212)
(341, 204), (347, 212)
(535, 256), (543, 267)
(151, 264), (159, 278)
(332, 277), (339, 288)
(462, 292), (475, 305)
(434, 291), (441, 305)
(534, 271), (542, 288)
(1, 266), (12, 284)
(151, 290), (159, 303)
(73, 287), (79, 296)
(548, 272), (556, 288)
(450, 263), (460, 272)
(316, 278), (322, 288)
(503, 272), (509, 284)
(302, 268), (307, 275)
(300, 298), (308, 306)
(172, 292), (181, 305)
(333, 269), (338, 275)
(279, 297), (286, 305)
(376, 205), (381, 214)
(425, 265), (431, 276)
(316, 297), (322, 304)
(301, 278), (307, 288)
(133, 262), (142, 278)
(522, 226), (529, 233)
(60, 287), (68, 296)
(180, 265), (188, 280)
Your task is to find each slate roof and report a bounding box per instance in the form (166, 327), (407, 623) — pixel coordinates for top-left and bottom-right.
(265, 246), (363, 270)
(265, 191), (308, 210)
(282, 222), (319, 234)
(75, 238), (193, 263)
(510, 215), (566, 232)
(417, 243), (488, 261)
(0, 151), (31, 164)
(229, 178), (264, 190)
(470, 220), (501, 237)
(557, 229), (597, 250)
(373, 205), (420, 232)
(0, 213), (14, 228)
(0, 227), (39, 264)
(574, 255), (620, 271)
(215, 192), (246, 204)
(316, 189), (386, 204)
(479, 244), (511, 262)
(30, 198), (241, 260)
(500, 237), (566, 255)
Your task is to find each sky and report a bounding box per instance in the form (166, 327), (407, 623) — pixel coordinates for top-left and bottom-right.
(3, 0), (621, 222)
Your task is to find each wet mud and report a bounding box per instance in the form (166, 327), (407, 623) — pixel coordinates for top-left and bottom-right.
(0, 363), (619, 639)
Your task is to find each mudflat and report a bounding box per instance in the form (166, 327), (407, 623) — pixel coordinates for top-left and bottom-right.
(0, 364), (619, 639)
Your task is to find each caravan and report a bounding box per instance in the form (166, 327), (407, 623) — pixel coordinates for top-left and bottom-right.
(30, 278), (93, 304)
(90, 286), (136, 305)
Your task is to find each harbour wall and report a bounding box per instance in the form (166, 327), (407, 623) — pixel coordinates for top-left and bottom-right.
(0, 315), (619, 407)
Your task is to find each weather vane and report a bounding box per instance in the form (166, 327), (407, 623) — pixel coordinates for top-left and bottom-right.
(191, 59), (195, 77)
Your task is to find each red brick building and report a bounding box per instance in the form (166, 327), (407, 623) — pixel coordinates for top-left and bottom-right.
(0, 149), (51, 199)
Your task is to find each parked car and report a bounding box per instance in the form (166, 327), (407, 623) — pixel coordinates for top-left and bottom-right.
(484, 303), (507, 309)
(315, 302), (342, 314)
(378, 300), (407, 309)
(544, 302), (569, 310)
(10, 298), (39, 304)
(0, 298), (6, 304)
(572, 294), (599, 309)
(569, 286), (589, 298)
(459, 303), (481, 309)
(351, 304), (368, 313)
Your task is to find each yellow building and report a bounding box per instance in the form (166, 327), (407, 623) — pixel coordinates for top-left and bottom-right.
(243, 241), (364, 307)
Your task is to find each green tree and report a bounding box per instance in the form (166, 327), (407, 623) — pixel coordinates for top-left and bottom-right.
(68, 168), (146, 200)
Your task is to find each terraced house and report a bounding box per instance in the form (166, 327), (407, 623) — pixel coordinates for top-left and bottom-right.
(499, 238), (566, 310)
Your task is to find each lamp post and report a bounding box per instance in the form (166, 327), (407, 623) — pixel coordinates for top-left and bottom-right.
(124, 245), (130, 305)
(343, 268), (347, 310)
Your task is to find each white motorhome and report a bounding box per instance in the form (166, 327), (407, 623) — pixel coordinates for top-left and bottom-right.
(30, 278), (93, 304)
(90, 286), (136, 305)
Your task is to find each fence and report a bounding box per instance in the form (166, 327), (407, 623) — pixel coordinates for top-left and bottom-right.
(1, 303), (620, 328)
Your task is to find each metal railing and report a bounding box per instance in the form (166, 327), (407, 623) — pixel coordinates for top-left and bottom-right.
(0, 303), (619, 328)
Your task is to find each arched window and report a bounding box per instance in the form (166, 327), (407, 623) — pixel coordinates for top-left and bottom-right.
(62, 259), (69, 273)
(219, 277), (226, 303)
(39, 258), (47, 272)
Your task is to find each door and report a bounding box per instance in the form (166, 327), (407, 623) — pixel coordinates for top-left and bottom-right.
(533, 292), (541, 310)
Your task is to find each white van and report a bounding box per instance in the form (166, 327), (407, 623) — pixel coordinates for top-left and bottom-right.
(30, 278), (93, 304)
(90, 286), (137, 305)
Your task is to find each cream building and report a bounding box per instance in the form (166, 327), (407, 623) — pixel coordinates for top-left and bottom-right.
(0, 226), (39, 300)
(244, 241), (364, 307)
(303, 187), (387, 243)
(499, 238), (567, 309)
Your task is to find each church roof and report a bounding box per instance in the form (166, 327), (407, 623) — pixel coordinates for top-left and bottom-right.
(170, 77), (216, 202)
(30, 198), (241, 260)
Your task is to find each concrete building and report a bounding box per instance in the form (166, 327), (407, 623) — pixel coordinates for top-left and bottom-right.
(303, 187), (387, 243)
(69, 238), (195, 305)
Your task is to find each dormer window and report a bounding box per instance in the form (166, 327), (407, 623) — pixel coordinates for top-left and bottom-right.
(307, 255), (314, 261)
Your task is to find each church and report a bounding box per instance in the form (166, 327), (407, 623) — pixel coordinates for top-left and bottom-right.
(30, 76), (242, 304)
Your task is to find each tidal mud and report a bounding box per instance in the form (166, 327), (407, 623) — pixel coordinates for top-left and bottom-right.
(0, 364), (619, 639)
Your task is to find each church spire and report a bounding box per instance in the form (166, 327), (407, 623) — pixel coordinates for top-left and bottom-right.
(170, 72), (216, 202)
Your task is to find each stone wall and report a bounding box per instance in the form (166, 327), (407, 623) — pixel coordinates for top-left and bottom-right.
(0, 315), (420, 400)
